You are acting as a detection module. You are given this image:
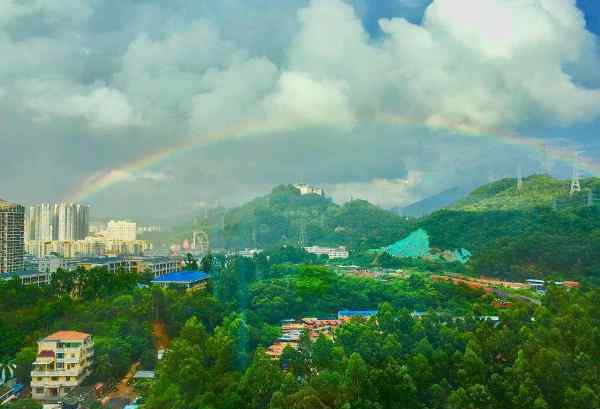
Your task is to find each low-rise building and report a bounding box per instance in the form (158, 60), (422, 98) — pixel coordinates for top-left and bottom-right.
(31, 331), (94, 402)
(304, 246), (349, 259)
(151, 270), (209, 289)
(0, 268), (53, 286)
(130, 256), (182, 278)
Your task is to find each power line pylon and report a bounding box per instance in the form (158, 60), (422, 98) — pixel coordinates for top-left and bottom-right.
(570, 155), (581, 196)
(517, 164), (523, 192)
(298, 221), (307, 247)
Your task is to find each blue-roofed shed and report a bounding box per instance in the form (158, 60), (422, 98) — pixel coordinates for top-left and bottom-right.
(151, 271), (209, 288)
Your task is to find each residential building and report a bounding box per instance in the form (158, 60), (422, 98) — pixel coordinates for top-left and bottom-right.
(293, 183), (324, 196)
(0, 199), (25, 273)
(304, 245), (349, 259)
(31, 331), (94, 402)
(53, 203), (90, 241)
(106, 220), (137, 241)
(25, 204), (54, 242)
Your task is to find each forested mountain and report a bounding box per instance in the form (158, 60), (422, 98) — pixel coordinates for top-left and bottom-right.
(154, 185), (412, 251)
(392, 186), (468, 217)
(418, 175), (600, 280)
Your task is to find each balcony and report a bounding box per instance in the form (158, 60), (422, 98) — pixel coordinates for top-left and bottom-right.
(31, 379), (81, 388)
(30, 368), (84, 377)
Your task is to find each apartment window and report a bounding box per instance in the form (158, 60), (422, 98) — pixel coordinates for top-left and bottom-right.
(56, 352), (64, 359)
(56, 363), (64, 369)
(51, 377), (58, 381)
(35, 388), (44, 394)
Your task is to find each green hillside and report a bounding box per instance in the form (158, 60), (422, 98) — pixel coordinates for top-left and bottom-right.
(154, 185), (412, 251)
(452, 174), (599, 211)
(419, 175), (600, 280)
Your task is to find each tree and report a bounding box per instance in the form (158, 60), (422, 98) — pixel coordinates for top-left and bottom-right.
(201, 253), (214, 273)
(5, 399), (42, 409)
(184, 253), (198, 271)
(14, 346), (37, 384)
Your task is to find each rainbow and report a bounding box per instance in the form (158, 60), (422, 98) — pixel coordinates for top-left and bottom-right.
(65, 115), (600, 202)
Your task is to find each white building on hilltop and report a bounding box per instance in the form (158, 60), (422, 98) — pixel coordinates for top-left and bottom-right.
(294, 184), (324, 196)
(105, 220), (137, 241)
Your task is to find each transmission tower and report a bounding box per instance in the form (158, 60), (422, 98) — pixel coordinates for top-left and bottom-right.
(570, 155), (581, 196)
(517, 164), (523, 192)
(298, 221), (307, 247)
(541, 143), (550, 176)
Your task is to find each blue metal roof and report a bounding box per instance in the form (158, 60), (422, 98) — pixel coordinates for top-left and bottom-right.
(152, 270), (209, 284)
(337, 310), (378, 319)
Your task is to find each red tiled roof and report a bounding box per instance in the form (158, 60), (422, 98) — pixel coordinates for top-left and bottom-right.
(44, 331), (90, 341)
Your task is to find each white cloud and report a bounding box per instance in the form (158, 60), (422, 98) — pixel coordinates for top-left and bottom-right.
(325, 171), (424, 207)
(262, 71), (356, 130)
(280, 0), (600, 133)
(25, 82), (140, 130)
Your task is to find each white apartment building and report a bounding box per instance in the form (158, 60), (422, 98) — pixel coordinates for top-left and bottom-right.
(106, 220), (137, 241)
(304, 245), (349, 259)
(31, 331), (94, 402)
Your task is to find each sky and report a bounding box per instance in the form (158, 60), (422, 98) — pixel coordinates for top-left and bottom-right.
(1, 0), (599, 222)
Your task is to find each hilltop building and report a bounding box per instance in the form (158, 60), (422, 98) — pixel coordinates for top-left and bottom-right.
(0, 199), (25, 273)
(31, 331), (94, 402)
(294, 184), (324, 196)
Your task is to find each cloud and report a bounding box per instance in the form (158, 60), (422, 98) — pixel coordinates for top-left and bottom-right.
(26, 83), (140, 130)
(281, 0), (600, 133)
(262, 71), (356, 130)
(1, 0), (599, 219)
(325, 171), (424, 207)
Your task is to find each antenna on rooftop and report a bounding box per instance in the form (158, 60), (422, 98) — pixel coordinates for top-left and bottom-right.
(570, 153), (581, 196)
(517, 164), (523, 192)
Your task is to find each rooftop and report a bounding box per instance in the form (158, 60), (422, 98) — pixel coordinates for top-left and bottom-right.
(151, 270), (209, 284)
(43, 331), (90, 342)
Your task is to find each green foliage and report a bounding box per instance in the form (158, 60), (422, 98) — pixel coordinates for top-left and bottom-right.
(419, 176), (600, 280)
(14, 346), (36, 384)
(4, 399), (42, 409)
